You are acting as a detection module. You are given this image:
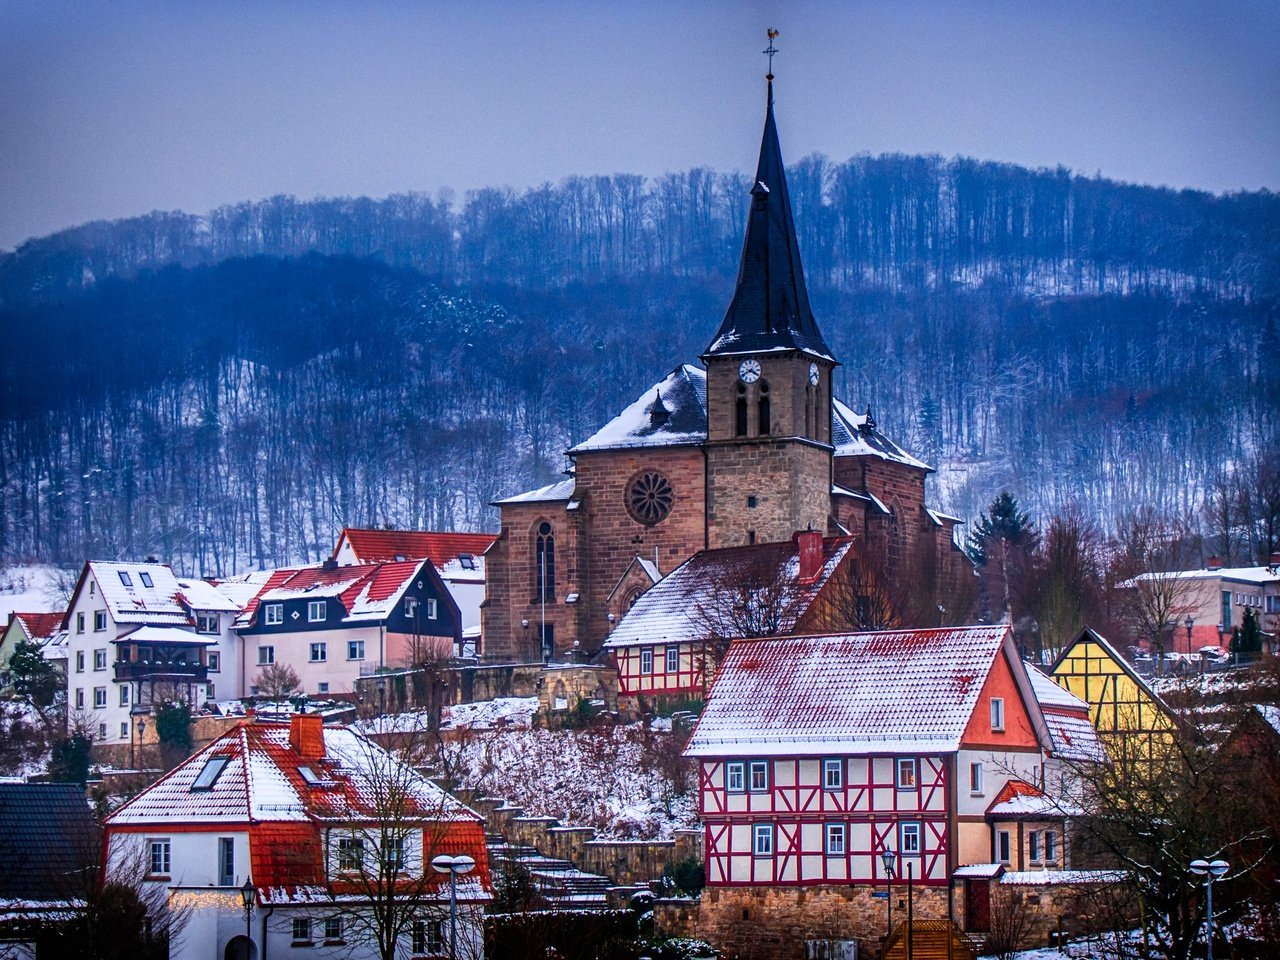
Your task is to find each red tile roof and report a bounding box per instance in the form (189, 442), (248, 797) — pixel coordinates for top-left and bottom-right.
(233, 560), (431, 628)
(335, 529), (496, 565)
(8, 612), (64, 642)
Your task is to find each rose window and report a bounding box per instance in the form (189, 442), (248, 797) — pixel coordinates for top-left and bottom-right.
(626, 471), (674, 525)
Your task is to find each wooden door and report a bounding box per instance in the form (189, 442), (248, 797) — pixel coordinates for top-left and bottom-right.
(965, 878), (991, 932)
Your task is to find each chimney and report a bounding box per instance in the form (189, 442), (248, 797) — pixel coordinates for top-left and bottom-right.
(322, 557), (338, 572)
(795, 529), (824, 585)
(1207, 556), (1224, 571)
(289, 712), (326, 760)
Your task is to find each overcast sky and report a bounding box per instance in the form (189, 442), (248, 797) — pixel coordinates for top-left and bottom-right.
(2, 0), (1277, 251)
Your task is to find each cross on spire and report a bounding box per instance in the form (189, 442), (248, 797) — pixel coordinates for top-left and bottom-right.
(764, 28), (779, 80)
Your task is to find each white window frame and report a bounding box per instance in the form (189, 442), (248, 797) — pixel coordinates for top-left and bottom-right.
(310, 641), (327, 662)
(119, 722), (129, 738)
(75, 650), (85, 673)
(94, 648), (107, 671)
(1044, 830), (1058, 863)
(119, 685), (130, 706)
(749, 760), (769, 792)
(640, 648), (653, 673)
(76, 612), (85, 634)
(726, 761), (745, 793)
(337, 836), (364, 871)
(990, 697), (1005, 731)
(1029, 830), (1041, 863)
(219, 837), (235, 885)
(149, 839), (171, 876)
(318, 682), (330, 694)
(997, 829), (1012, 863)
(93, 687), (107, 709)
(896, 758), (917, 789)
(752, 823), (774, 857)
(97, 722), (107, 740)
(93, 610), (107, 632)
(208, 651), (221, 672)
(825, 822), (846, 856)
(969, 761), (984, 795)
(426, 598), (438, 620)
(307, 600), (326, 623)
(823, 758), (843, 790)
(263, 603), (283, 626)
(258, 645), (275, 666)
(75, 688), (84, 709)
(347, 639), (365, 661)
(900, 821), (921, 855)
(665, 645), (679, 673)
(196, 613), (219, 634)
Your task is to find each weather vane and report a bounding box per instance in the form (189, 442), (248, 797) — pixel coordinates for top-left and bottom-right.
(764, 28), (779, 80)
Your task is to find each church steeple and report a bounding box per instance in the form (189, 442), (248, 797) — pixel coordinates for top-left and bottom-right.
(703, 77), (832, 361)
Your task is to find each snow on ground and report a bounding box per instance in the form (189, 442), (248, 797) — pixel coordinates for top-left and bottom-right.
(0, 565), (73, 618)
(441, 721), (697, 841)
(356, 697), (539, 736)
(0, 700), (53, 779)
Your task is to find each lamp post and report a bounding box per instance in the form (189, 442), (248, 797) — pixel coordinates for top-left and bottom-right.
(431, 854), (475, 960)
(880, 848), (897, 944)
(1189, 858), (1228, 960)
(376, 674), (386, 715)
(906, 860), (914, 960)
(239, 875), (254, 960)
(136, 717), (147, 769)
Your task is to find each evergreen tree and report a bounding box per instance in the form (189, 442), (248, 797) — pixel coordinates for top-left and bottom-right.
(1230, 606), (1263, 656)
(8, 637), (61, 707)
(968, 492), (1040, 623)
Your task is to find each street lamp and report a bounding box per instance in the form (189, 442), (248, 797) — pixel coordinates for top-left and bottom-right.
(1185, 615), (1195, 649)
(1189, 858), (1228, 960)
(880, 848), (897, 943)
(376, 674), (386, 715)
(136, 717), (147, 769)
(431, 854), (475, 960)
(239, 875), (255, 959)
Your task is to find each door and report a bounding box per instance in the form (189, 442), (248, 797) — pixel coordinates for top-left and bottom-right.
(966, 878), (991, 932)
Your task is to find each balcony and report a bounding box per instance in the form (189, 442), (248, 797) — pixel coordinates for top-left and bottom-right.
(114, 660), (209, 683)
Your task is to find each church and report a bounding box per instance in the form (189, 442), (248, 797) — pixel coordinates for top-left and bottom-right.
(481, 77), (971, 663)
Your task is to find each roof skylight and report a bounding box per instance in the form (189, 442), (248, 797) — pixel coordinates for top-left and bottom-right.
(191, 755), (230, 791)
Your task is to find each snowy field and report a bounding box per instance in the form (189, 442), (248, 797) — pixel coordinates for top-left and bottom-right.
(0, 565), (72, 618)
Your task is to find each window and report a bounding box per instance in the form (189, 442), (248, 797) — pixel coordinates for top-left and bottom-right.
(426, 598), (438, 620)
(324, 916), (342, 942)
(726, 761), (745, 792)
(383, 837), (404, 870)
(997, 829), (1011, 863)
(640, 648), (653, 673)
(823, 758), (843, 790)
(196, 613), (219, 634)
(98, 722), (107, 740)
(665, 645), (679, 673)
(1029, 831), (1041, 863)
(89, 581), (95, 596)
(535, 522), (556, 600)
(413, 920), (443, 954)
(310, 641), (327, 662)
(75, 650), (85, 672)
(318, 682), (329, 694)
(291, 918), (311, 942)
(139, 572), (153, 588)
(900, 821), (921, 855)
(1221, 590), (1232, 631)
(825, 823), (846, 856)
(219, 837), (235, 885)
(735, 384), (748, 437)
(337, 837), (364, 870)
(119, 685), (130, 706)
(1266, 595), (1280, 614)
(208, 651), (220, 672)
(990, 697), (1005, 731)
(257, 645), (275, 665)
(93, 611), (107, 631)
(75, 688), (84, 709)
(118, 571), (133, 587)
(94, 648), (107, 670)
(120, 722), (129, 738)
(264, 603), (283, 626)
(749, 760), (769, 792)
(76, 612), (85, 634)
(758, 380), (771, 435)
(192, 756), (230, 791)
(347, 639), (365, 661)
(307, 600), (326, 623)
(896, 758), (917, 789)
(93, 687), (106, 709)
(149, 839), (171, 876)
(753, 823), (773, 857)
(969, 761), (984, 794)
(459, 554), (477, 570)
(1044, 830), (1058, 863)
(206, 683), (215, 699)
(404, 597), (418, 618)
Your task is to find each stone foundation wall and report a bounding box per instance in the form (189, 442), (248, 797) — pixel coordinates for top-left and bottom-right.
(538, 664), (618, 720)
(669, 884), (952, 960)
(994, 877), (1132, 949)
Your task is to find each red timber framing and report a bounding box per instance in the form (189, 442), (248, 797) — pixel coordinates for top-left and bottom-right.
(613, 641), (713, 697)
(700, 755), (951, 886)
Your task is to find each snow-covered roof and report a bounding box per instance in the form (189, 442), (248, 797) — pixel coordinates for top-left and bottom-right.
(569, 364), (708, 454)
(603, 536), (854, 650)
(5, 612), (64, 643)
(1025, 663), (1106, 762)
(493, 477), (577, 506)
(926, 508), (965, 526)
(1125, 565), (1280, 587)
(78, 561), (192, 627)
(1255, 704), (1280, 736)
(1000, 870), (1126, 886)
(114, 625), (217, 646)
(831, 399), (932, 471)
(208, 570), (278, 609)
(334, 528), (496, 572)
(233, 560), (435, 628)
(1025, 663), (1088, 711)
(986, 779), (1069, 819)
(174, 577), (241, 612)
(953, 863), (1003, 878)
(685, 624), (1014, 757)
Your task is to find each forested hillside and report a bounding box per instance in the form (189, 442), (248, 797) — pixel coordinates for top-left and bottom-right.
(1, 154), (1277, 574)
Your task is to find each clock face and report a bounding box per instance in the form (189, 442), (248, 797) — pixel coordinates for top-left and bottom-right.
(809, 362), (820, 386)
(738, 358), (762, 383)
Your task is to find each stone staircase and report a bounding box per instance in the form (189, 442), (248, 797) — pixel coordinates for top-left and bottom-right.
(486, 836), (613, 909)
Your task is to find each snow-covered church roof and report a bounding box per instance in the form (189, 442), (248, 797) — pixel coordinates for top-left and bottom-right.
(569, 364), (708, 454)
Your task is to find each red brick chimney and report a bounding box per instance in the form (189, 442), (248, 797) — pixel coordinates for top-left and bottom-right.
(289, 712), (326, 759)
(1207, 556), (1224, 571)
(795, 530), (824, 585)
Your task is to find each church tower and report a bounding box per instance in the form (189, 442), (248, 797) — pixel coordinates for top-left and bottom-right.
(702, 76), (837, 549)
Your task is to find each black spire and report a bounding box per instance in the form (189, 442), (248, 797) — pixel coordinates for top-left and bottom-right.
(704, 78), (832, 360)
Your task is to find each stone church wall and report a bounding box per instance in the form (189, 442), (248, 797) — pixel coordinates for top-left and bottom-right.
(706, 441), (831, 548)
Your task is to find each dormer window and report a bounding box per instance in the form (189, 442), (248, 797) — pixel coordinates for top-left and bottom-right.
(139, 572), (154, 588)
(459, 555), (477, 570)
(118, 571), (133, 587)
(307, 600), (326, 623)
(191, 756), (229, 791)
(264, 604), (283, 626)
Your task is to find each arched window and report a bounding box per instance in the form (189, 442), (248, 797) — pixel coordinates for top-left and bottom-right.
(758, 381), (771, 436)
(535, 522), (555, 601)
(735, 384), (748, 437)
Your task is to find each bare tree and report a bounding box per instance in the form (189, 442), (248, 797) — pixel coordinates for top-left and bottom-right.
(1024, 509), (1105, 663)
(1108, 508), (1201, 661)
(255, 662), (301, 699)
